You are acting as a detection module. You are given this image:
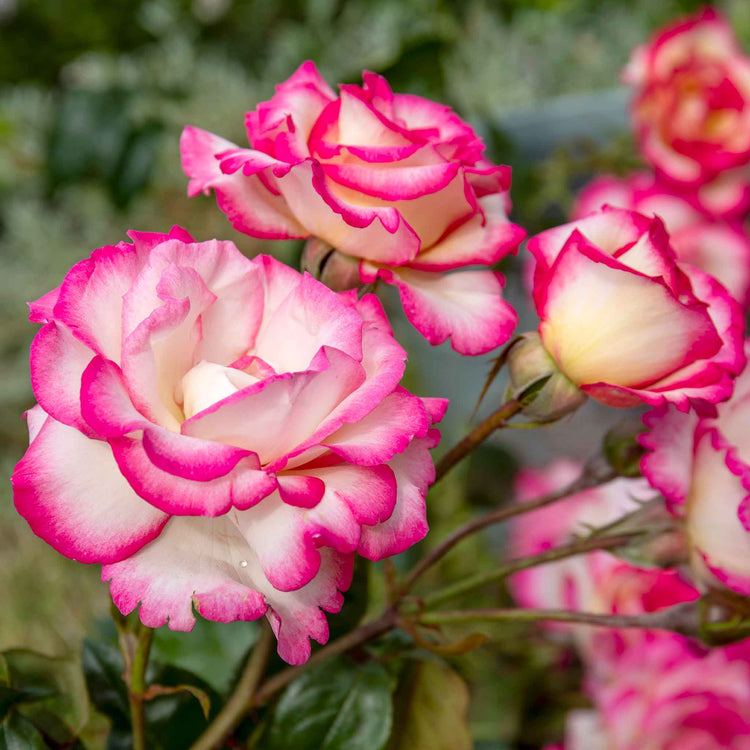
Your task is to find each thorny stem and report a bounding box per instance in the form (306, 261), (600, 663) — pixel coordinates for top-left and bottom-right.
(190, 621), (275, 750)
(433, 398), (523, 483)
(402, 461), (616, 591)
(418, 601), (702, 637)
(112, 605), (154, 750)
(420, 529), (653, 610)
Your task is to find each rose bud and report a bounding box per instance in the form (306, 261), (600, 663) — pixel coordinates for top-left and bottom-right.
(11, 227), (447, 665)
(504, 333), (587, 422)
(180, 62), (526, 355)
(526, 206), (745, 413)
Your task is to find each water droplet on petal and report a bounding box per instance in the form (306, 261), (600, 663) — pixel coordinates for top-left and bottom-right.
(239, 560), (248, 568)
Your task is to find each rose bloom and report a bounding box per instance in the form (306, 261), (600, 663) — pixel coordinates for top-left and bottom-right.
(526, 206), (745, 412)
(562, 637), (750, 750)
(11, 227), (447, 665)
(624, 7), (750, 190)
(572, 172), (750, 306)
(180, 62), (526, 355)
(640, 341), (750, 596)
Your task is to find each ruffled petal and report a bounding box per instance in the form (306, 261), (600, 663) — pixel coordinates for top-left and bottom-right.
(12, 416), (167, 564)
(30, 322), (95, 435)
(180, 126), (308, 239)
(357, 435), (436, 559)
(363, 264), (517, 355)
(639, 404), (699, 512)
(109, 435), (274, 516)
(102, 514), (353, 664)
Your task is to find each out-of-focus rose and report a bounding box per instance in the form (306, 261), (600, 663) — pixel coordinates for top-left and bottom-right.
(180, 62), (526, 355)
(511, 461), (750, 749)
(565, 637), (750, 750)
(572, 172), (750, 306)
(11, 227), (447, 665)
(526, 206), (745, 412)
(640, 342), (750, 596)
(624, 7), (750, 190)
(508, 460), (697, 646)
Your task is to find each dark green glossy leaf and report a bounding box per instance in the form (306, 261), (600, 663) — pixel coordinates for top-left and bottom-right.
(266, 656), (394, 750)
(388, 660), (471, 750)
(151, 618), (258, 695)
(0, 711), (48, 750)
(1, 650), (88, 745)
(82, 638), (220, 750)
(143, 664), (219, 750)
(81, 639), (131, 750)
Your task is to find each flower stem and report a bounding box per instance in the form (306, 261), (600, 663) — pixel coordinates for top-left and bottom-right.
(113, 612), (153, 750)
(418, 601), (702, 636)
(190, 620), (275, 750)
(420, 529), (649, 610)
(402, 461), (616, 591)
(434, 398), (523, 483)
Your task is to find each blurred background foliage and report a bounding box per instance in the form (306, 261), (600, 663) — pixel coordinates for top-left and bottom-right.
(1, 0), (747, 746)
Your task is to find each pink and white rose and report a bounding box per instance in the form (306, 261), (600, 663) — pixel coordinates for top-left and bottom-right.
(11, 227), (447, 665)
(526, 206), (745, 412)
(640, 342), (750, 595)
(180, 61), (526, 355)
(572, 173), (750, 306)
(565, 637), (750, 750)
(624, 7), (750, 190)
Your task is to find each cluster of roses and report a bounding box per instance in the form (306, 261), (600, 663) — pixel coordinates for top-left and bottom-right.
(511, 9), (750, 747)
(511, 462), (750, 749)
(9, 5), (750, 684)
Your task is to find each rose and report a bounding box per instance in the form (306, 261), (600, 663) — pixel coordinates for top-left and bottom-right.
(563, 637), (750, 750)
(11, 227), (447, 665)
(624, 7), (750, 189)
(526, 206), (745, 412)
(572, 172), (750, 306)
(640, 342), (750, 595)
(180, 61), (526, 355)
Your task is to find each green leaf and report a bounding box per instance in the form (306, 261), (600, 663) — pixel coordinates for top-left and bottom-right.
(0, 711), (48, 750)
(266, 656), (394, 750)
(1, 650), (89, 745)
(388, 660), (472, 750)
(150, 618), (258, 695)
(82, 638), (220, 750)
(81, 639), (131, 750)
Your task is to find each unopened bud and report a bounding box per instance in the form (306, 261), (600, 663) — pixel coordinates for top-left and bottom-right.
(301, 239), (362, 292)
(505, 333), (587, 422)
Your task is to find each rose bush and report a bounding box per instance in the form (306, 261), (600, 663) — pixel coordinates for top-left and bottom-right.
(180, 61), (526, 355)
(11, 227), (447, 665)
(526, 206), (745, 412)
(573, 172), (750, 306)
(624, 7), (750, 191)
(640, 342), (750, 595)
